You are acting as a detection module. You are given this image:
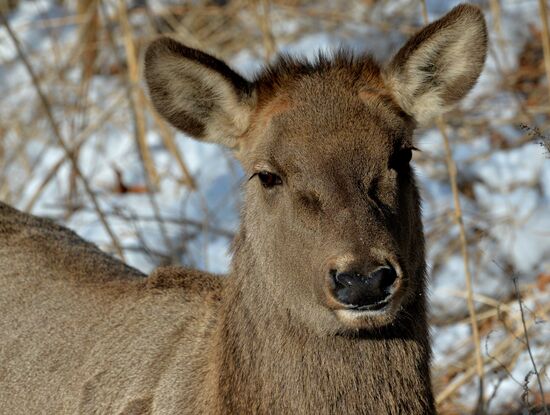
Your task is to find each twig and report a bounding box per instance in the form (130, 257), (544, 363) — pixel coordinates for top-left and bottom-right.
(0, 10), (125, 260)
(513, 276), (548, 415)
(438, 118), (486, 413)
(436, 301), (550, 405)
(419, 0), (428, 24)
(485, 330), (524, 389)
(23, 92), (126, 212)
(254, 0), (276, 60)
(77, 0), (99, 82)
(117, 0), (159, 188)
(538, 0), (550, 102)
(115, 0), (173, 256)
(45, 203), (235, 239)
(489, 0), (510, 68)
(141, 92), (196, 189)
(485, 374), (506, 414)
(519, 123), (550, 157)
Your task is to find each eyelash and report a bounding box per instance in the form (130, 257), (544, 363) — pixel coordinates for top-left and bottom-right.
(389, 148), (414, 171)
(249, 171), (283, 188)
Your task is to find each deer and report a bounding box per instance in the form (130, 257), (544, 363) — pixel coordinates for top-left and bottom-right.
(0, 4), (487, 414)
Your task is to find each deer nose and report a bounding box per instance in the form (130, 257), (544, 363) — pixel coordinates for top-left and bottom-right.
(330, 265), (398, 309)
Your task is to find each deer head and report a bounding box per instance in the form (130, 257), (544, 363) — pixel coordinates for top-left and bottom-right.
(145, 4), (487, 334)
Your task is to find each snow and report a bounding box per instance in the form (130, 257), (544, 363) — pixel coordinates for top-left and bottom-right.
(472, 145), (546, 192)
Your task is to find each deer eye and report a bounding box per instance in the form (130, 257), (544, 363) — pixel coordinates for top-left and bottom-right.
(389, 148), (413, 171)
(256, 171), (282, 188)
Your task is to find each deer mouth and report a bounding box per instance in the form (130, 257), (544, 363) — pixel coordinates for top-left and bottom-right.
(346, 298), (391, 312)
(321, 263), (408, 329)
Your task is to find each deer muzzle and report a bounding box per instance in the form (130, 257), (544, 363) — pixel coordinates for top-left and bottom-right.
(330, 265), (398, 310)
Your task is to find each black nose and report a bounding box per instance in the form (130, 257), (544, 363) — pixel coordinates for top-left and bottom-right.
(331, 266), (398, 309)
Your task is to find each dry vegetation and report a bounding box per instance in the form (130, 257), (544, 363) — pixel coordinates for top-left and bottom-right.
(0, 0), (549, 413)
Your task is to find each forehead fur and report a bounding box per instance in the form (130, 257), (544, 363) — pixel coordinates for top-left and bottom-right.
(254, 51), (380, 91)
(251, 50), (410, 121)
(240, 51), (416, 177)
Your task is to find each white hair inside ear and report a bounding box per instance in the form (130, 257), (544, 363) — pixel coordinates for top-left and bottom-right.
(383, 4), (488, 125)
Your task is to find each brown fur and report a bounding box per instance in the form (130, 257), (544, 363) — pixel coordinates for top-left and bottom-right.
(0, 4), (487, 414)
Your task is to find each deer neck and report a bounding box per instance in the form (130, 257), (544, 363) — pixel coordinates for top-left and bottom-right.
(211, 237), (435, 414)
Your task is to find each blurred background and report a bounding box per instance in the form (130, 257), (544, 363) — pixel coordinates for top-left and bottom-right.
(0, 0), (549, 413)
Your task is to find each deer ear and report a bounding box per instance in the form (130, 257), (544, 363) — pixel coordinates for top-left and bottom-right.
(383, 4), (487, 126)
(144, 37), (256, 148)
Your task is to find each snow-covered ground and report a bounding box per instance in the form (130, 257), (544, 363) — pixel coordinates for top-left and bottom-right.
(1, 0), (548, 413)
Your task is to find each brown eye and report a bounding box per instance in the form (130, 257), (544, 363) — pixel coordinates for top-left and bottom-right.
(257, 171), (282, 188)
(389, 148), (413, 171)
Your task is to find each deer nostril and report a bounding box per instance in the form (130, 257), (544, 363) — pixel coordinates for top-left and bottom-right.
(368, 266), (398, 294)
(335, 272), (360, 287)
(331, 265), (398, 309)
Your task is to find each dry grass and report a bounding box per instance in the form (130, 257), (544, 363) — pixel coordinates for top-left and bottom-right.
(0, 1), (548, 413)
